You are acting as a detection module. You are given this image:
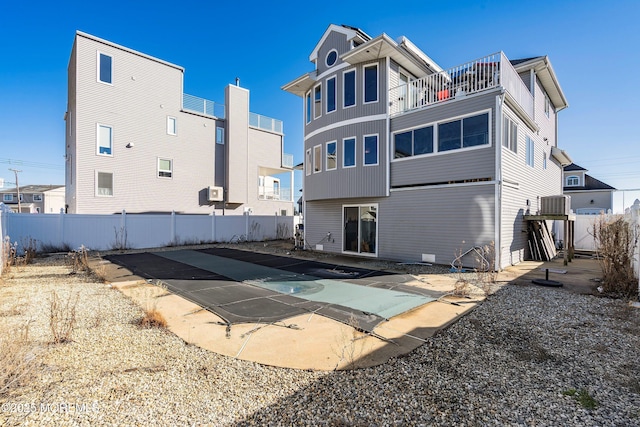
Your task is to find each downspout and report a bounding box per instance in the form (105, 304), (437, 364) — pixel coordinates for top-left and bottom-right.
(495, 92), (505, 270)
(385, 56), (391, 198)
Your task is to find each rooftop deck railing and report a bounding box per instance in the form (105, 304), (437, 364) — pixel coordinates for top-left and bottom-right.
(183, 93), (226, 118)
(282, 153), (293, 169)
(249, 112), (283, 134)
(389, 52), (533, 119)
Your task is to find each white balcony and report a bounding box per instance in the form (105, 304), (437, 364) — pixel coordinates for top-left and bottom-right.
(389, 52), (534, 119)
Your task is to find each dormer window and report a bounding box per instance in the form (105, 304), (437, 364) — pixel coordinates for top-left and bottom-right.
(566, 175), (579, 187)
(326, 50), (338, 67)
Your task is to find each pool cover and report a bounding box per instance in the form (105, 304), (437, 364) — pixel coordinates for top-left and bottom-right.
(105, 248), (436, 332)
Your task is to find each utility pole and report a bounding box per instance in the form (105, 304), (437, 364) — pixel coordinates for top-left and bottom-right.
(9, 168), (22, 213)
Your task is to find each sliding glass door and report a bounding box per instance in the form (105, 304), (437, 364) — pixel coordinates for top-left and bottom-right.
(343, 205), (377, 255)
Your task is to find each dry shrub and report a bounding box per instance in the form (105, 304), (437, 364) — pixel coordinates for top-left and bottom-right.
(66, 246), (90, 275)
(138, 308), (167, 328)
(593, 215), (639, 299)
(21, 237), (38, 265)
(0, 321), (39, 396)
(2, 236), (18, 273)
(49, 291), (79, 343)
(474, 241), (498, 296)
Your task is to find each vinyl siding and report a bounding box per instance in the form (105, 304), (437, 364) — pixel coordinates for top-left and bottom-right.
(304, 59), (387, 136)
(500, 103), (563, 267)
(567, 191), (612, 212)
(534, 78), (557, 146)
(66, 40), (78, 213)
(315, 31), (351, 76)
(304, 184), (496, 265)
(226, 85), (249, 205)
(304, 120), (387, 200)
(390, 92), (497, 186)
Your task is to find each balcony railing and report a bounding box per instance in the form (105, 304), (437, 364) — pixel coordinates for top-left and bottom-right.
(249, 112), (283, 134)
(258, 186), (291, 201)
(183, 93), (226, 118)
(389, 52), (533, 119)
(282, 153), (293, 169)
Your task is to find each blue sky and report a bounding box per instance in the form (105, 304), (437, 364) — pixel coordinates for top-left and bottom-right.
(1, 0), (639, 207)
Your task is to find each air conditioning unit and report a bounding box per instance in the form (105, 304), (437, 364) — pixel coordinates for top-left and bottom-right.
(207, 186), (224, 202)
(540, 195), (571, 216)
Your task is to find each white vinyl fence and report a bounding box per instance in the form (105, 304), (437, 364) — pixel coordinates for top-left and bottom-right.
(0, 211), (296, 254)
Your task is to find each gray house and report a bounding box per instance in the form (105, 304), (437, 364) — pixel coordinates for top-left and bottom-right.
(66, 31), (294, 215)
(283, 24), (571, 269)
(563, 163), (615, 214)
(0, 185), (65, 213)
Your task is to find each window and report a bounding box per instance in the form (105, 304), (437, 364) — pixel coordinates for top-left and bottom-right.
(566, 175), (579, 186)
(33, 194), (43, 202)
(364, 135), (378, 166)
(502, 115), (517, 152)
(314, 84), (322, 119)
(326, 141), (337, 170)
(98, 52), (112, 84)
(544, 94), (550, 118)
(97, 124), (113, 156)
(313, 145), (322, 173)
(343, 137), (356, 168)
(543, 151), (547, 170)
(343, 70), (355, 108)
(305, 148), (312, 176)
(97, 172), (113, 196)
(167, 116), (177, 135)
(3, 194), (12, 202)
(326, 77), (336, 113)
(438, 113), (489, 152)
(526, 136), (535, 167)
(364, 64), (378, 103)
(216, 126), (224, 144)
(158, 158), (173, 178)
(306, 92), (312, 124)
(326, 49), (338, 67)
(343, 205), (377, 255)
(394, 126), (434, 158)
(19, 194), (23, 202)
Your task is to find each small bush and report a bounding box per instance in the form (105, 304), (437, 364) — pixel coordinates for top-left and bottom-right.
(138, 308), (167, 329)
(2, 236), (18, 273)
(21, 237), (38, 265)
(593, 215), (639, 299)
(49, 291), (79, 344)
(66, 246), (90, 275)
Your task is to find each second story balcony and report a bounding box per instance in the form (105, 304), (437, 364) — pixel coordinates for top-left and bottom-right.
(389, 52), (534, 119)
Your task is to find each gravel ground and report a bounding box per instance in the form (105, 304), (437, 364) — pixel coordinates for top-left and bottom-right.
(1, 251), (639, 426)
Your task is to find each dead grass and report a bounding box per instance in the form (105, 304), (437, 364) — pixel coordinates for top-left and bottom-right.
(49, 291), (79, 344)
(137, 308), (167, 328)
(0, 320), (39, 396)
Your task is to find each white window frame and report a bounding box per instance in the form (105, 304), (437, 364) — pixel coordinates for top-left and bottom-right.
(343, 136), (357, 168)
(216, 126), (225, 144)
(33, 194), (43, 202)
(342, 203), (379, 257)
(305, 91), (312, 124)
(566, 175), (580, 187)
(95, 171), (114, 197)
(326, 141), (337, 171)
(97, 123), (113, 156)
(313, 83), (322, 120)
(502, 115), (518, 153)
(167, 116), (177, 135)
(363, 134), (379, 166)
(544, 94), (550, 118)
(363, 63), (379, 104)
(305, 148), (312, 176)
(326, 76), (337, 114)
(97, 51), (113, 85)
(526, 136), (535, 168)
(542, 151), (547, 170)
(3, 194), (13, 202)
(313, 144), (322, 173)
(343, 69), (356, 109)
(158, 158), (173, 178)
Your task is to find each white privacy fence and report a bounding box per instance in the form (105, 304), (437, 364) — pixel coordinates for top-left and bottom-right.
(0, 211), (296, 254)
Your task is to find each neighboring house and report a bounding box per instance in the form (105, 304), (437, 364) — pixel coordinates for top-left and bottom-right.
(0, 185), (65, 213)
(283, 24), (571, 268)
(563, 163), (615, 214)
(66, 31), (294, 215)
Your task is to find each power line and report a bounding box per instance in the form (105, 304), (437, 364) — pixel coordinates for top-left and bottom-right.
(0, 158), (64, 170)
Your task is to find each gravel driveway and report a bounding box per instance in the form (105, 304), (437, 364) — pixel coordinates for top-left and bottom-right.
(1, 253), (639, 426)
